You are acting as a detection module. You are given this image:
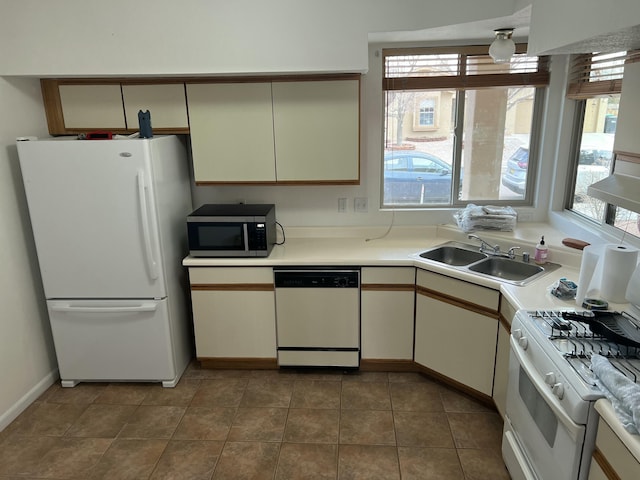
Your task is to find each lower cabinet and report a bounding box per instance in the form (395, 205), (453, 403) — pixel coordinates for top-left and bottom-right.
(494, 298), (516, 418)
(188, 267), (277, 366)
(589, 410), (640, 479)
(360, 267), (415, 362)
(414, 269), (500, 396)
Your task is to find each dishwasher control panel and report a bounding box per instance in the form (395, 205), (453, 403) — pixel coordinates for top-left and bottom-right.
(274, 269), (360, 288)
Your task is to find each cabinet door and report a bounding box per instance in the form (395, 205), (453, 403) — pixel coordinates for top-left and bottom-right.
(614, 60), (640, 155)
(189, 267), (276, 359)
(59, 84), (125, 129)
(191, 290), (276, 358)
(415, 292), (498, 396)
(493, 298), (516, 417)
(361, 267), (415, 360)
(122, 84), (188, 130)
(272, 79), (359, 182)
(187, 83), (276, 182)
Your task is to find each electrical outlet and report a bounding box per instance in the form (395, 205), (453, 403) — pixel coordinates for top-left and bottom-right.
(354, 197), (368, 213)
(338, 198), (347, 213)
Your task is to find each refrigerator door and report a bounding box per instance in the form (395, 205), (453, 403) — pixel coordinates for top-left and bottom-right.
(18, 138), (166, 299)
(47, 299), (176, 385)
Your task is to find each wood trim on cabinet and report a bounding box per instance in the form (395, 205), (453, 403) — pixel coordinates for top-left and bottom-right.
(361, 284), (416, 292)
(198, 357), (278, 370)
(498, 314), (512, 333)
(416, 285), (499, 318)
(41, 80), (66, 135)
(415, 363), (496, 408)
(613, 151), (640, 163)
(359, 359), (418, 372)
(190, 283), (275, 292)
(592, 447), (622, 480)
(195, 179), (360, 186)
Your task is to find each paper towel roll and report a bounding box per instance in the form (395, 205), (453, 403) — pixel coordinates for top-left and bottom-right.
(576, 244), (605, 306)
(600, 245), (638, 303)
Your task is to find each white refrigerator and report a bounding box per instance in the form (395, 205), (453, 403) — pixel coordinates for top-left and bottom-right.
(18, 135), (193, 387)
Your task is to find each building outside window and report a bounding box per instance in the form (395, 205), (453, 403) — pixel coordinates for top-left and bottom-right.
(382, 46), (549, 207)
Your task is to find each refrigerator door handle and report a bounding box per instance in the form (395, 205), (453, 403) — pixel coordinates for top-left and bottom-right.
(137, 169), (159, 280)
(50, 302), (159, 314)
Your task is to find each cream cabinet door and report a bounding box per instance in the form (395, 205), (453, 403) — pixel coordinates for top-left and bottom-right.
(614, 61), (640, 155)
(361, 267), (415, 360)
(272, 79), (359, 182)
(415, 293), (498, 395)
(122, 84), (188, 130)
(189, 267), (276, 359)
(59, 84), (125, 129)
(187, 83), (276, 182)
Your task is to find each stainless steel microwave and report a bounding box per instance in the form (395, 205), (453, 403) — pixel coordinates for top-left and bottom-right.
(187, 204), (276, 257)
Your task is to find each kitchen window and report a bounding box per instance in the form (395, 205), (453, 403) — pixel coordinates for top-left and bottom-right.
(565, 51), (640, 238)
(382, 46), (549, 208)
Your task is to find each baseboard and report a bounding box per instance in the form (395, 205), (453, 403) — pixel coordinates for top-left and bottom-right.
(359, 359), (418, 372)
(0, 368), (58, 432)
(198, 357), (278, 370)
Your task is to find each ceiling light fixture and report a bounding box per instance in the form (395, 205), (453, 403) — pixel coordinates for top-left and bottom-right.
(489, 28), (515, 64)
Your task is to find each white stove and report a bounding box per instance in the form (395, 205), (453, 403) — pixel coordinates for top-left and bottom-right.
(503, 308), (640, 480)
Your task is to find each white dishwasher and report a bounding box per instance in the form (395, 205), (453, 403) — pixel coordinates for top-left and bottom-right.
(274, 268), (360, 368)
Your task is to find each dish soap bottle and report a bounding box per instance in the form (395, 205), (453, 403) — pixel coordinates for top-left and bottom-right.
(534, 236), (548, 264)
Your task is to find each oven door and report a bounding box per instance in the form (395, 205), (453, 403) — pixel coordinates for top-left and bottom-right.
(187, 221), (249, 257)
(503, 335), (586, 480)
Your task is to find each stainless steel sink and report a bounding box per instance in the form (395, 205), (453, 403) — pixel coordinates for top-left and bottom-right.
(419, 245), (487, 266)
(467, 257), (544, 281)
(415, 240), (561, 286)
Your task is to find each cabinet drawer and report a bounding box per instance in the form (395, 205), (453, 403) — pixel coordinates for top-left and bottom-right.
(188, 267), (274, 285)
(416, 269), (499, 312)
(362, 267), (415, 285)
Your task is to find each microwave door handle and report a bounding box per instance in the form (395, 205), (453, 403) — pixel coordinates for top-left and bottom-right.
(137, 170), (159, 280)
(243, 223), (249, 251)
(510, 336), (584, 442)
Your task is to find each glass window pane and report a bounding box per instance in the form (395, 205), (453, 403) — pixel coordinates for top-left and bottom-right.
(570, 95), (618, 220)
(384, 90), (455, 206)
(613, 207), (640, 238)
(460, 87), (535, 202)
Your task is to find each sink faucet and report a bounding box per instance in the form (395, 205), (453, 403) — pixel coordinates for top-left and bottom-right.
(468, 234), (520, 259)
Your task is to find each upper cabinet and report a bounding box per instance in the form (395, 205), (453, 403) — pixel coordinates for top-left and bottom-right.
(40, 75), (360, 184)
(272, 80), (360, 183)
(187, 82), (277, 182)
(121, 84), (188, 131)
(42, 79), (189, 135)
(188, 76), (360, 185)
(614, 61), (640, 156)
(58, 84), (125, 130)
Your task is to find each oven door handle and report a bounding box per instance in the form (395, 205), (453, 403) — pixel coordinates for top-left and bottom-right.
(510, 336), (584, 443)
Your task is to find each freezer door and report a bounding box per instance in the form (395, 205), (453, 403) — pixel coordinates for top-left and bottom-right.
(47, 299), (176, 384)
(18, 138), (166, 299)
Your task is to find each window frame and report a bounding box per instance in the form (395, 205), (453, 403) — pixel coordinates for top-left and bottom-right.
(381, 45), (550, 209)
(564, 51), (640, 240)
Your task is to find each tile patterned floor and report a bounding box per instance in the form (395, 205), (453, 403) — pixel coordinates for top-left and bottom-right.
(0, 365), (511, 479)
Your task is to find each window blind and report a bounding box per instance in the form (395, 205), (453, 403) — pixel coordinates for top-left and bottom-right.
(567, 50), (640, 99)
(383, 45), (550, 91)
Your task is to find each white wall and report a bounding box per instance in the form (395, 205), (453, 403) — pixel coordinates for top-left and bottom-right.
(0, 0), (520, 76)
(529, 0), (640, 54)
(0, 77), (57, 431)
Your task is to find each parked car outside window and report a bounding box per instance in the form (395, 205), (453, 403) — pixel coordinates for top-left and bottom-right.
(501, 145), (610, 199)
(383, 150), (454, 204)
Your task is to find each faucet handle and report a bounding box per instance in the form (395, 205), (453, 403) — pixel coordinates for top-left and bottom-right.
(508, 246), (521, 259)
